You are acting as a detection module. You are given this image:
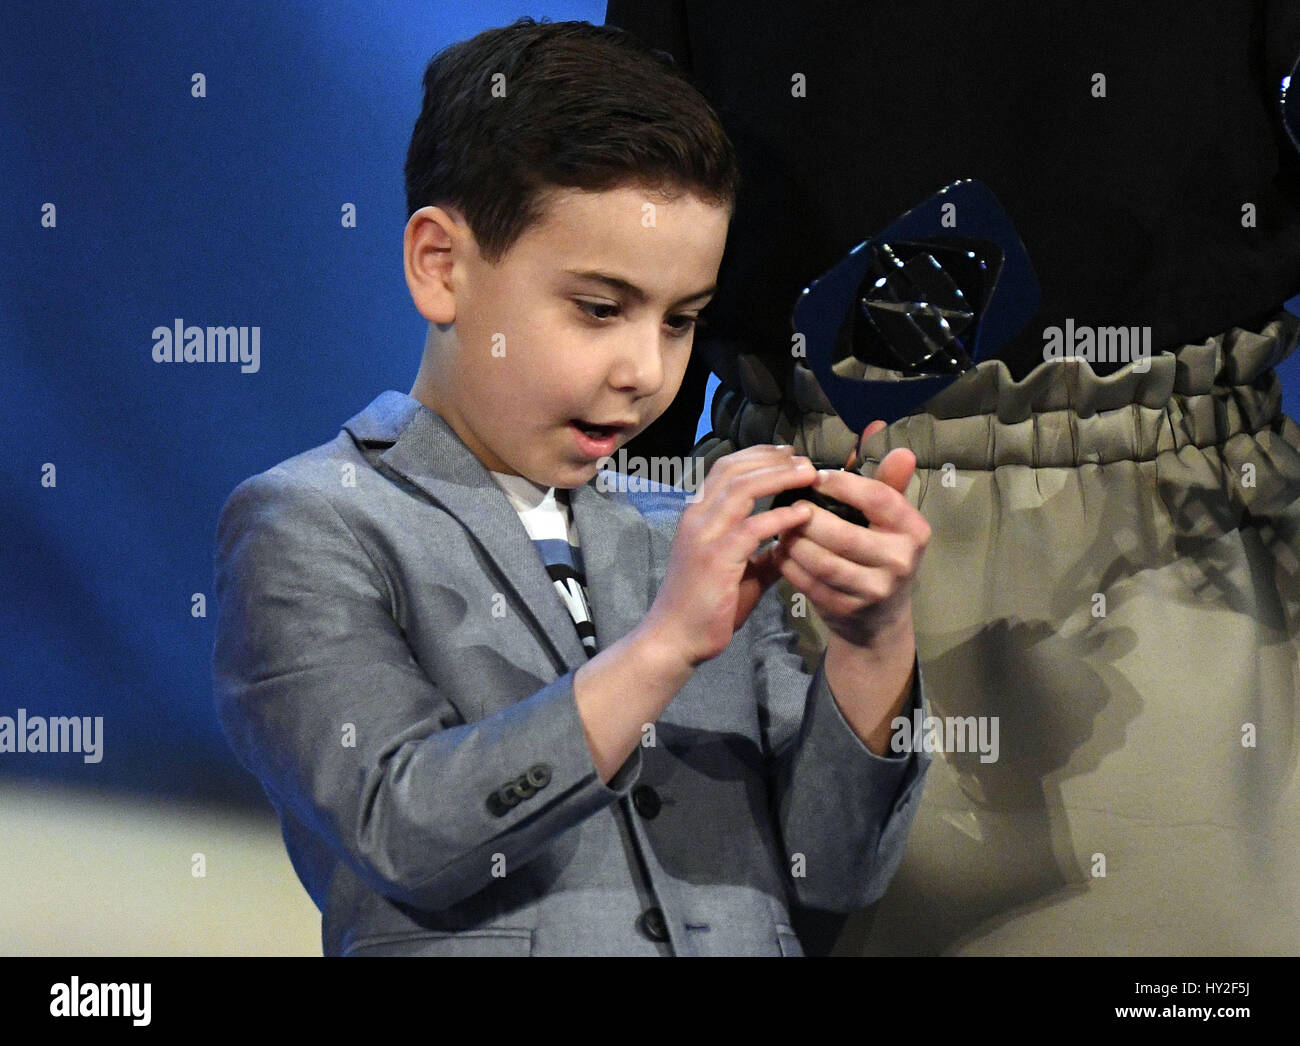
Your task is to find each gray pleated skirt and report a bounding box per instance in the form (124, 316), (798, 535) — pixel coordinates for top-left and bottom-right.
(695, 311), (1300, 954)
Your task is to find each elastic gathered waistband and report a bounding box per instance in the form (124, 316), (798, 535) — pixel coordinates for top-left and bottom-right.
(857, 313), (1300, 471)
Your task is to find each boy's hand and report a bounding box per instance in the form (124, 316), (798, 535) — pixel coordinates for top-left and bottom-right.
(773, 422), (931, 648)
(642, 445), (819, 668)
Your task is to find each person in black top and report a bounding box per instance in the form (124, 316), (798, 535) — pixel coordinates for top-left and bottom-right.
(611, 1), (1300, 457)
(606, 1), (1300, 956)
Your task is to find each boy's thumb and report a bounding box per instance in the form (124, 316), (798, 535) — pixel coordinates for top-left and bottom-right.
(872, 447), (917, 495)
(735, 545), (784, 629)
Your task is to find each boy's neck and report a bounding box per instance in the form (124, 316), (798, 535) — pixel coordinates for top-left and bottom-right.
(489, 469), (558, 512)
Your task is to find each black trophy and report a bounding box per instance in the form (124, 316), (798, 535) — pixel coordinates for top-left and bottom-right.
(771, 179), (1041, 525)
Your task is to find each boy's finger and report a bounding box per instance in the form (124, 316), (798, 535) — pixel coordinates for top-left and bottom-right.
(710, 444), (798, 475)
(870, 447), (916, 496)
(735, 544), (783, 619)
(737, 502), (813, 555)
(776, 551), (866, 620)
(845, 420), (889, 471)
(694, 445), (798, 505)
(697, 458), (818, 530)
(810, 468), (927, 539)
(782, 526), (916, 587)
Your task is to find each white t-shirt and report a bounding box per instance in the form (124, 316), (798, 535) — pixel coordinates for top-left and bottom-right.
(489, 471), (598, 658)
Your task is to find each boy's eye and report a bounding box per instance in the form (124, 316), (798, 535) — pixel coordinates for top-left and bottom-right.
(576, 300), (619, 321)
(574, 299), (704, 337)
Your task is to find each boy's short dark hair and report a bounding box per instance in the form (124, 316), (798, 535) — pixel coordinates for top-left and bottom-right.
(404, 17), (740, 264)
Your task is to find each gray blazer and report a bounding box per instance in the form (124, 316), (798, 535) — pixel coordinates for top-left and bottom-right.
(212, 390), (930, 956)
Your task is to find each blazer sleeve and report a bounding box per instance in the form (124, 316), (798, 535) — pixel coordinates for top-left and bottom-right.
(748, 582), (932, 913)
(212, 468), (642, 914)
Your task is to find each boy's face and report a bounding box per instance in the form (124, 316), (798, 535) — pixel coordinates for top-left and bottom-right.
(406, 183), (730, 489)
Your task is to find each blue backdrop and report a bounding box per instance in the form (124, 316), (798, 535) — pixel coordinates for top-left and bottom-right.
(2, 1), (606, 805)
(5, 1), (1300, 808)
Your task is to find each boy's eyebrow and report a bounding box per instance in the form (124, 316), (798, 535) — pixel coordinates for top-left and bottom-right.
(563, 269), (716, 307)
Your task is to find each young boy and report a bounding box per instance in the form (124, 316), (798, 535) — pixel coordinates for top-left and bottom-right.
(212, 17), (932, 957)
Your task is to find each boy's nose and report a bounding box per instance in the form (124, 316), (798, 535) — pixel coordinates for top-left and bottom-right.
(606, 328), (666, 398)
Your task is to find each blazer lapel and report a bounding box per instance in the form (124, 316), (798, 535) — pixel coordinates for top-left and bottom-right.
(568, 480), (653, 654)
(343, 390), (657, 675)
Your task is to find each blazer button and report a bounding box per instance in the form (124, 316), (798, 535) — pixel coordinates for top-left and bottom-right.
(526, 763), (552, 789)
(632, 784), (661, 819)
(637, 906), (669, 943)
(486, 784), (521, 818)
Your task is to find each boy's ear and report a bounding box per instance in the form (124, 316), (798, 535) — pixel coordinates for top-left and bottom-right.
(404, 205), (463, 325)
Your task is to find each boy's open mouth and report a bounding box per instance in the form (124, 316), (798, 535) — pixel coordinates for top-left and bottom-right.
(570, 419), (628, 440)
(568, 419), (634, 458)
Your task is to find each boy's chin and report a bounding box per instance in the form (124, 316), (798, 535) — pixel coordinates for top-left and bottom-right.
(514, 456), (603, 491)
(553, 459), (604, 490)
